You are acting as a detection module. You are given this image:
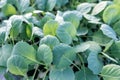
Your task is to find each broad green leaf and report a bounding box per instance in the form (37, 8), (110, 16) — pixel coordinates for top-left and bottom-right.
(74, 42), (90, 53)
(2, 4), (17, 16)
(63, 11), (80, 29)
(93, 30), (111, 46)
(101, 64), (120, 80)
(87, 52), (103, 74)
(77, 3), (94, 14)
(56, 22), (77, 44)
(113, 20), (120, 36)
(92, 1), (109, 15)
(55, 11), (64, 24)
(17, 0), (30, 13)
(7, 55), (28, 76)
(40, 35), (60, 49)
(37, 44), (53, 66)
(103, 4), (120, 24)
(49, 67), (75, 80)
(46, 0), (56, 11)
(75, 68), (100, 80)
(43, 20), (59, 36)
(0, 44), (13, 67)
(12, 41), (37, 63)
(56, 0), (68, 8)
(100, 24), (118, 40)
(84, 41), (101, 53)
(114, 0), (120, 5)
(110, 41), (120, 58)
(53, 44), (76, 68)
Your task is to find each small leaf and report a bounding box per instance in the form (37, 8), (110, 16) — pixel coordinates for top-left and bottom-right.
(92, 1), (109, 15)
(100, 24), (118, 40)
(32, 27), (44, 37)
(84, 14), (100, 21)
(53, 44), (76, 68)
(40, 35), (60, 49)
(87, 52), (103, 74)
(49, 67), (75, 80)
(101, 64), (120, 80)
(37, 44), (53, 66)
(43, 20), (59, 36)
(77, 3), (94, 14)
(7, 55), (28, 76)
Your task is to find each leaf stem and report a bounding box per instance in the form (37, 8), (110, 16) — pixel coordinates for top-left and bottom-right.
(32, 64), (39, 80)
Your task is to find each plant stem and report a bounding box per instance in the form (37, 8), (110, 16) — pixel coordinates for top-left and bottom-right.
(32, 64), (39, 80)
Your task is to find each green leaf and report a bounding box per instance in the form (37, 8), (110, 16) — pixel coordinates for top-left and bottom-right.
(74, 42), (90, 53)
(12, 41), (37, 63)
(26, 24), (33, 38)
(87, 52), (103, 74)
(40, 35), (60, 49)
(63, 11), (80, 29)
(49, 67), (75, 80)
(75, 68), (100, 80)
(7, 55), (28, 76)
(93, 30), (111, 46)
(100, 24), (118, 40)
(84, 14), (100, 21)
(10, 16), (23, 39)
(110, 41), (120, 58)
(77, 27), (88, 36)
(84, 41), (101, 53)
(113, 20), (120, 36)
(101, 64), (120, 80)
(103, 4), (120, 24)
(32, 27), (44, 37)
(0, 44), (13, 67)
(43, 20), (59, 36)
(0, 27), (6, 44)
(114, 0), (120, 5)
(46, 0), (56, 11)
(37, 44), (53, 66)
(92, 1), (109, 15)
(53, 43), (76, 68)
(17, 0), (30, 13)
(56, 0), (68, 8)
(56, 22), (77, 44)
(2, 3), (17, 16)
(35, 0), (47, 10)
(77, 3), (93, 14)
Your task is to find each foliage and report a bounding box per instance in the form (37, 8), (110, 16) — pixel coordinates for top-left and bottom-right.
(0, 0), (120, 80)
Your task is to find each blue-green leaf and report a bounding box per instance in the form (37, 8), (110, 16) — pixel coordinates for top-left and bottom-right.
(49, 67), (75, 80)
(100, 24), (118, 40)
